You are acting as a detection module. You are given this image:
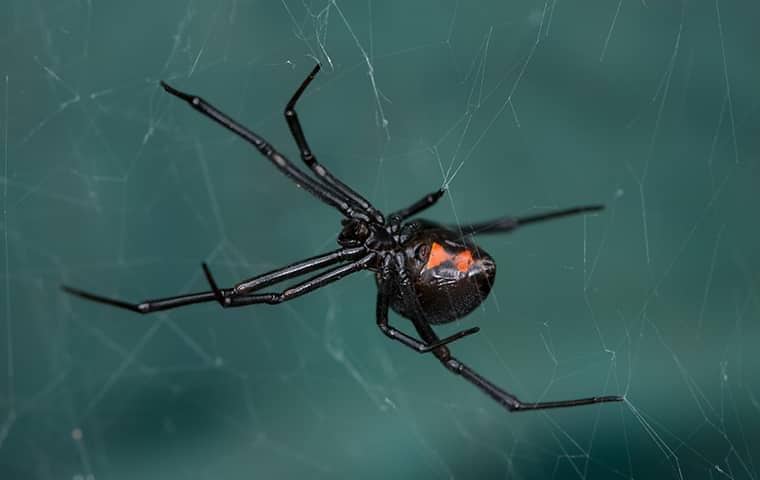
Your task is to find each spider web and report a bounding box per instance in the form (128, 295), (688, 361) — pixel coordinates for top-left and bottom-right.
(1, 0), (759, 478)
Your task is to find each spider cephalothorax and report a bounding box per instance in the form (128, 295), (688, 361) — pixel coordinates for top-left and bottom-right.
(63, 64), (622, 413)
(337, 218), (395, 253)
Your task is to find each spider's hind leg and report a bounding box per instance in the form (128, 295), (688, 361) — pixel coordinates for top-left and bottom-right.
(62, 247), (368, 314)
(60, 285), (222, 314)
(439, 352), (623, 412)
(375, 290), (480, 353)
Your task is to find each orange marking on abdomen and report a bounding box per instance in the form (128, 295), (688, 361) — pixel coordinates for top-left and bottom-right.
(425, 242), (450, 270)
(453, 249), (474, 272)
(424, 242), (475, 273)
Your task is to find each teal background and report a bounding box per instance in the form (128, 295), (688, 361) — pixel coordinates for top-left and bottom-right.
(1, 1), (759, 479)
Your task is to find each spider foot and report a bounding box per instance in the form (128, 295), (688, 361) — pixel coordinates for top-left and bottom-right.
(201, 262), (227, 307)
(160, 81), (194, 101)
(61, 285), (148, 313)
(421, 326), (480, 352)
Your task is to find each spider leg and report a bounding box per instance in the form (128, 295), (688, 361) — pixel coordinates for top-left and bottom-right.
(203, 253), (376, 307)
(390, 188), (446, 222)
(160, 81), (370, 222)
(61, 247), (368, 314)
(376, 290), (480, 353)
(233, 247), (365, 294)
(453, 205), (604, 235)
(442, 355), (623, 411)
(61, 285), (221, 314)
(202, 262), (224, 305)
(405, 301), (622, 411)
(390, 252), (622, 412)
(419, 332), (623, 411)
(375, 255), (479, 352)
(285, 64), (384, 224)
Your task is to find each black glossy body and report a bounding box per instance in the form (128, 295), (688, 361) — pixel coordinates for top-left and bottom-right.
(62, 65), (622, 413)
(380, 220), (496, 325)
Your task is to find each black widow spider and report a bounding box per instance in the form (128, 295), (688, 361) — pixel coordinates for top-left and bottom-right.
(63, 65), (623, 413)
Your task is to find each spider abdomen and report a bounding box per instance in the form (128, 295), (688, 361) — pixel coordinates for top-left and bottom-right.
(387, 227), (496, 325)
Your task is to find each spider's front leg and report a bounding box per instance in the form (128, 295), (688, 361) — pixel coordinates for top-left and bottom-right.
(390, 188), (446, 222)
(62, 247), (368, 314)
(201, 253), (376, 308)
(284, 64), (384, 224)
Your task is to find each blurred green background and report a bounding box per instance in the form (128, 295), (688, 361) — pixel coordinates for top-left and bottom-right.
(1, 1), (758, 478)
